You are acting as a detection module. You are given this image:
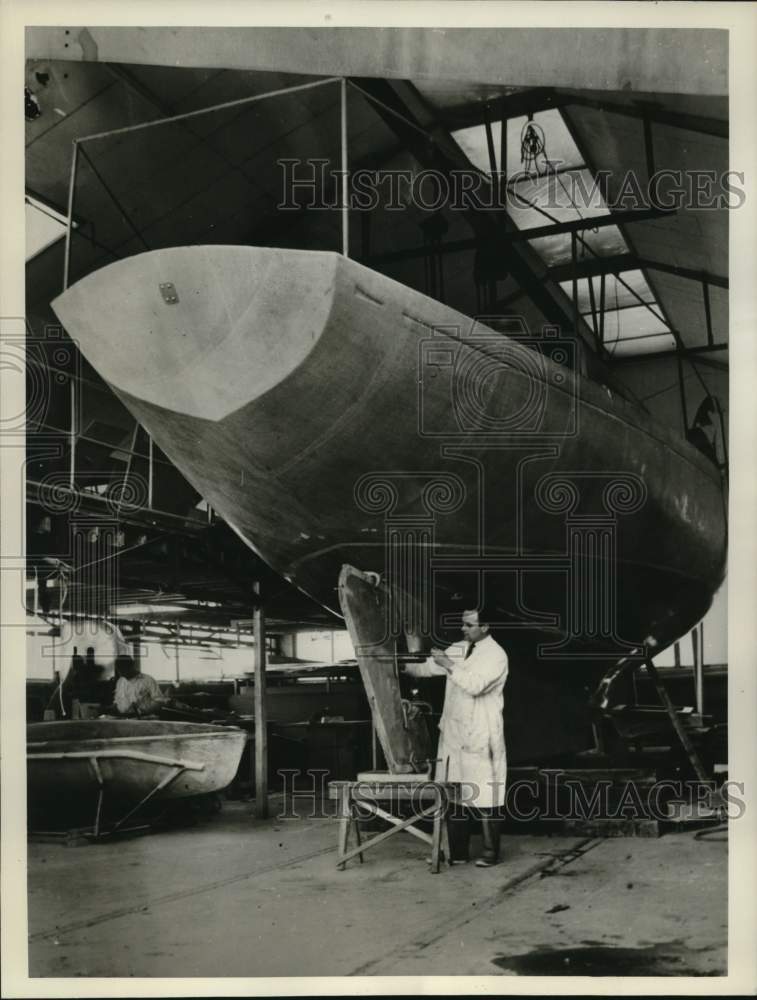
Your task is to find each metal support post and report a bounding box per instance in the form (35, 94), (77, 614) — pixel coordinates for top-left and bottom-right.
(693, 624), (704, 717)
(254, 580), (268, 819)
(340, 77), (349, 258)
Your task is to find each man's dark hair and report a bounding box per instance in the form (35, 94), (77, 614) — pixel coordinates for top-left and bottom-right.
(464, 603), (497, 628)
(115, 654), (136, 675)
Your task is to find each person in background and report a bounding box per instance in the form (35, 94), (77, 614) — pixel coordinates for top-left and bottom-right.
(405, 607), (508, 867)
(111, 654), (166, 718)
(58, 651), (86, 718)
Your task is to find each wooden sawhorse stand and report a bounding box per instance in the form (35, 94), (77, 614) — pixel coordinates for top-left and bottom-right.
(329, 773), (456, 873)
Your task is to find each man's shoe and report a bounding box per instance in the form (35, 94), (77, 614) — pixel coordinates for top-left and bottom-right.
(474, 857), (499, 868)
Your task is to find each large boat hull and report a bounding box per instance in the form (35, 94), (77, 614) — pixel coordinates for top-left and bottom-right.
(52, 247), (726, 670)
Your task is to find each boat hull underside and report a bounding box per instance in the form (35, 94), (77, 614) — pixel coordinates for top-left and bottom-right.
(51, 247), (726, 671)
(115, 371), (724, 667)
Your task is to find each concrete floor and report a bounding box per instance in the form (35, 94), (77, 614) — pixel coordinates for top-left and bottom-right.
(28, 799), (727, 979)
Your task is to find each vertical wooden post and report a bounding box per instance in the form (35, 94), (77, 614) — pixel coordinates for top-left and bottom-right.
(254, 580), (268, 819)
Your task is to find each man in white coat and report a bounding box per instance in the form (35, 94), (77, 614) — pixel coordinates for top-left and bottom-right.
(405, 608), (508, 866)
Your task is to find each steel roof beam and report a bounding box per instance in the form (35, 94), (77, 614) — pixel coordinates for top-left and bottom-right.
(440, 89), (727, 140)
(608, 342), (728, 365)
(368, 207), (676, 266)
(548, 254), (728, 289)
(505, 206), (676, 242)
(439, 88), (561, 130)
(563, 94), (728, 140)
(351, 77), (591, 338)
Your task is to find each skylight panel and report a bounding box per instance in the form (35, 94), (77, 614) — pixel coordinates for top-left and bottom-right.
(529, 224), (628, 267)
(451, 108), (584, 178)
(450, 107), (676, 362)
(506, 109), (584, 178)
(559, 270), (657, 313)
(509, 168), (609, 229)
(452, 120), (502, 174)
(604, 332), (677, 357)
(601, 304), (670, 342)
(509, 198), (584, 230)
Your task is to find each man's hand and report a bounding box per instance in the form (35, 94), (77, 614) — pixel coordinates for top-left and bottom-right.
(431, 648), (453, 672)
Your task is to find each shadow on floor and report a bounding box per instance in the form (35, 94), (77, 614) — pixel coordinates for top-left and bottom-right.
(492, 940), (724, 976)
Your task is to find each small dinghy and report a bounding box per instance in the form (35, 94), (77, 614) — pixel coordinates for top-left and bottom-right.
(27, 719), (247, 836)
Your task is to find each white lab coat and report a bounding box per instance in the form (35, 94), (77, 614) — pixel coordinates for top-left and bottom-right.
(406, 635), (508, 807)
(113, 673), (164, 716)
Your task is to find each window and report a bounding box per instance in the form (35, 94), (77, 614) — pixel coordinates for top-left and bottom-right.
(452, 109), (673, 357)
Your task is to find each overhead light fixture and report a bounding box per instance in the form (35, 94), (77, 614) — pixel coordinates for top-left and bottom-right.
(111, 603), (189, 617)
